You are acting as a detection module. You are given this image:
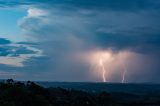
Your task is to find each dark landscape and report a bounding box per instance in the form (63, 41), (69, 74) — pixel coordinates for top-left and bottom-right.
(0, 79), (160, 106)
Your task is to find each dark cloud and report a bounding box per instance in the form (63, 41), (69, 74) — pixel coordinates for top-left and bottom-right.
(0, 44), (37, 57)
(0, 38), (43, 67)
(92, 32), (160, 54)
(18, 0), (160, 54)
(1, 0), (160, 82)
(15, 0), (160, 82)
(0, 45), (37, 57)
(0, 0), (31, 8)
(2, 0), (160, 12)
(0, 38), (11, 44)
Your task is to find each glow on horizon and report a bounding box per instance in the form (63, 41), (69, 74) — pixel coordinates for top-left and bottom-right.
(82, 49), (133, 83)
(97, 51), (113, 82)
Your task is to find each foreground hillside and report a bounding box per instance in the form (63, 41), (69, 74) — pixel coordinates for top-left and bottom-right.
(0, 79), (160, 106)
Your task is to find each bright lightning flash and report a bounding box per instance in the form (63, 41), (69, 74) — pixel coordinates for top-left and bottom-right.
(121, 63), (127, 83)
(94, 51), (112, 82)
(84, 50), (130, 83)
(99, 58), (106, 82)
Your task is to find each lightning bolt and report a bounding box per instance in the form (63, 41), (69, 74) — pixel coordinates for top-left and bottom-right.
(88, 50), (130, 83)
(99, 58), (106, 82)
(121, 63), (127, 83)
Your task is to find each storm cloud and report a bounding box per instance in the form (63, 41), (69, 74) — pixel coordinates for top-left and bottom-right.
(0, 0), (160, 82)
(16, 0), (160, 53)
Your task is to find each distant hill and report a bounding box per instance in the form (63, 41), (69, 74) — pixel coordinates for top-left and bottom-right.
(37, 82), (160, 94)
(0, 79), (160, 106)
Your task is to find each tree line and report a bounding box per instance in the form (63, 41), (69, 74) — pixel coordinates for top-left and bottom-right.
(0, 79), (159, 106)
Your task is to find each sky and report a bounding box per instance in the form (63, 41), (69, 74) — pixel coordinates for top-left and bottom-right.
(0, 0), (160, 83)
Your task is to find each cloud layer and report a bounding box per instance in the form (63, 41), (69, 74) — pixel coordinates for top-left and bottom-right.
(17, 0), (160, 53)
(0, 0), (160, 82)
(0, 38), (43, 67)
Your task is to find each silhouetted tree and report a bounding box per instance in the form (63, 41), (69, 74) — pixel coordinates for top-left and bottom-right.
(2, 79), (157, 106)
(6, 79), (14, 84)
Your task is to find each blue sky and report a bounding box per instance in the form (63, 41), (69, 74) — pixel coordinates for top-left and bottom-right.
(0, 8), (26, 41)
(0, 0), (160, 82)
